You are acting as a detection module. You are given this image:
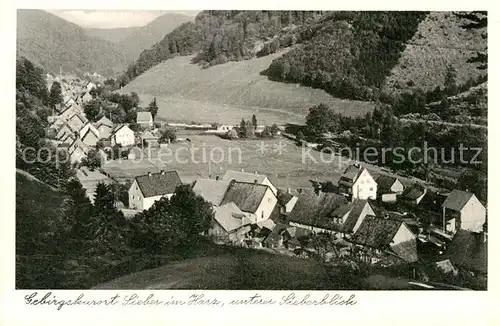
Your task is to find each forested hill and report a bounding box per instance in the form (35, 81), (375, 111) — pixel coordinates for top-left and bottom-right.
(120, 11), (487, 103)
(85, 13), (193, 64)
(17, 10), (129, 76)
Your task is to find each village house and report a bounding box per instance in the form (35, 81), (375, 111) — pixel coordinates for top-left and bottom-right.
(137, 111), (154, 129)
(219, 180), (278, 223)
(401, 183), (427, 205)
(81, 92), (93, 103)
(330, 199), (376, 237)
(338, 163), (377, 201)
(58, 104), (81, 122)
(67, 113), (88, 132)
(79, 122), (100, 140)
(440, 189), (486, 233)
(110, 124), (135, 147)
(277, 189), (299, 216)
(222, 170), (277, 196)
(141, 130), (159, 148)
(350, 215), (418, 263)
(81, 126), (100, 147)
(376, 175), (404, 202)
(128, 170), (183, 211)
(95, 116), (114, 139)
(207, 202), (253, 245)
(55, 122), (78, 141)
(288, 190), (349, 234)
(65, 138), (90, 164)
(192, 178), (232, 206)
(85, 81), (97, 92)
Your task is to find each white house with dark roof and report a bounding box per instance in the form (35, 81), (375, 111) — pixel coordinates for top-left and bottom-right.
(338, 164), (377, 201)
(110, 124), (135, 147)
(441, 189), (486, 233)
(376, 175), (404, 202)
(222, 170), (277, 196)
(95, 116), (114, 139)
(351, 216), (418, 263)
(219, 180), (277, 223)
(128, 171), (183, 211)
(137, 111), (154, 129)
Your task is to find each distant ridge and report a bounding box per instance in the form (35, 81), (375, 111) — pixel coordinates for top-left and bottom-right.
(17, 9), (129, 76)
(85, 13), (193, 63)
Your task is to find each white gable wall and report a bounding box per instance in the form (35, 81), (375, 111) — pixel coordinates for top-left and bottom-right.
(391, 223), (416, 246)
(460, 195), (486, 232)
(254, 187), (278, 222)
(352, 169), (377, 200)
(351, 203), (376, 234)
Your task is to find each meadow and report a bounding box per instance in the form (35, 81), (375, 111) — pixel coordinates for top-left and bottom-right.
(102, 135), (355, 190)
(120, 50), (375, 125)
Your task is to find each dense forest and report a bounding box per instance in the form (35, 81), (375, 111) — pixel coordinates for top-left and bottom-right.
(119, 11), (429, 101)
(119, 11), (323, 86)
(265, 12), (428, 100)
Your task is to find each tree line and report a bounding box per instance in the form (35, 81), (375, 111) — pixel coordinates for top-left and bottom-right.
(303, 103), (487, 201)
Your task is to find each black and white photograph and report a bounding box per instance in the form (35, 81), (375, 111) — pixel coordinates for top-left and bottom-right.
(13, 8), (488, 292)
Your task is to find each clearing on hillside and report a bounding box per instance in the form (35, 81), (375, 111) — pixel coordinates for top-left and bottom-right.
(121, 50), (375, 125)
(384, 12), (487, 95)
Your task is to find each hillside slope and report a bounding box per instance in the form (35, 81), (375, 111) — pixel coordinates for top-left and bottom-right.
(85, 13), (193, 63)
(17, 9), (129, 75)
(383, 11), (487, 95)
(120, 49), (375, 125)
(94, 247), (336, 290)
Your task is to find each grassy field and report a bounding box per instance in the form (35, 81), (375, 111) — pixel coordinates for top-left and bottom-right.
(384, 12), (487, 95)
(102, 135), (356, 190)
(120, 50), (375, 125)
(94, 246), (334, 290)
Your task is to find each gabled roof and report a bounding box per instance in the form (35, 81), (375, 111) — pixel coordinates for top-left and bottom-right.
(213, 202), (252, 233)
(220, 181), (270, 213)
(351, 216), (405, 249)
(96, 116), (113, 128)
(376, 175), (399, 193)
(288, 190), (348, 230)
(419, 191), (448, 213)
(331, 199), (372, 233)
(391, 240), (419, 263)
(442, 190), (475, 212)
(112, 124), (133, 134)
(277, 192), (294, 206)
(402, 183), (426, 201)
(444, 229), (487, 274)
(134, 171), (182, 198)
(81, 125), (99, 141)
(192, 179), (231, 206)
(137, 111), (153, 122)
(222, 170), (267, 184)
(142, 131), (157, 139)
(341, 164), (363, 182)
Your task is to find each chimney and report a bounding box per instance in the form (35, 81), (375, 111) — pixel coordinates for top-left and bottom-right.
(216, 175), (220, 181)
(161, 170), (165, 175)
(241, 168), (244, 172)
(148, 172), (152, 178)
(287, 188), (291, 194)
(254, 171), (258, 175)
